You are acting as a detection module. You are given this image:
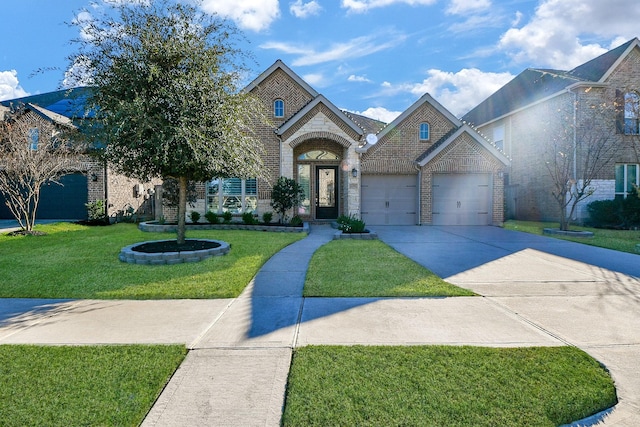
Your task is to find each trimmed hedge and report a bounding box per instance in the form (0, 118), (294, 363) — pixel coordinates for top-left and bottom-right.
(586, 188), (640, 229)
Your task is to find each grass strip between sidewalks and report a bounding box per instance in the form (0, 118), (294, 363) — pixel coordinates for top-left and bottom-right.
(283, 345), (617, 427)
(304, 239), (474, 297)
(0, 222), (304, 299)
(504, 220), (640, 254)
(0, 344), (186, 427)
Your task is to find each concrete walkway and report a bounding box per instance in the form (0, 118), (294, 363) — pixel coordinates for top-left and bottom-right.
(0, 224), (639, 425)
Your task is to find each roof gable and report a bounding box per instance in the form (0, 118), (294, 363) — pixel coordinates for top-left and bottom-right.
(417, 124), (509, 167)
(569, 38), (638, 82)
(244, 59), (318, 98)
(276, 95), (364, 138)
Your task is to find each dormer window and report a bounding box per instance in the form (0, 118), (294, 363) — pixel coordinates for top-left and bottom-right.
(419, 122), (430, 141)
(274, 99), (284, 118)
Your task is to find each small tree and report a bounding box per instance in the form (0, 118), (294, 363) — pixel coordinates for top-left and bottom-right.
(0, 109), (82, 232)
(542, 98), (619, 231)
(270, 176), (304, 224)
(70, 0), (269, 244)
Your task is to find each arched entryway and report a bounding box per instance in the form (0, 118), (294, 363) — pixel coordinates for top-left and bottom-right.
(293, 140), (345, 221)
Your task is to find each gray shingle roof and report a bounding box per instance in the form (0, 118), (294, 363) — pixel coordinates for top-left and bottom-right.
(462, 38), (638, 127)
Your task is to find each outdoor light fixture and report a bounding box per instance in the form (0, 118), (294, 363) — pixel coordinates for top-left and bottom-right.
(351, 168), (358, 178)
(91, 173), (98, 182)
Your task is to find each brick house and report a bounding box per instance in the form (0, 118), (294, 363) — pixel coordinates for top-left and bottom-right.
(0, 88), (158, 221)
(206, 60), (510, 226)
(463, 38), (640, 223)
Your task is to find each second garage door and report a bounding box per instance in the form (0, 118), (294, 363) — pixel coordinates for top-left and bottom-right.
(361, 175), (417, 225)
(432, 173), (492, 225)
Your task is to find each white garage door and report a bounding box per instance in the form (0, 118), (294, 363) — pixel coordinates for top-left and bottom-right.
(362, 175), (417, 225)
(432, 174), (492, 225)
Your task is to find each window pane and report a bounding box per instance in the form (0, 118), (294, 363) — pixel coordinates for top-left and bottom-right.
(223, 178), (242, 195)
(245, 178), (257, 195)
(274, 99), (284, 117)
(419, 123), (429, 140)
(298, 164), (311, 215)
(615, 165), (625, 193)
(297, 150), (339, 160)
(627, 165), (637, 193)
(207, 179), (220, 212)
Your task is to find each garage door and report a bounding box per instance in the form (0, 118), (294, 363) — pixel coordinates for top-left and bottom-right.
(432, 173), (491, 225)
(362, 175), (417, 225)
(0, 173), (88, 220)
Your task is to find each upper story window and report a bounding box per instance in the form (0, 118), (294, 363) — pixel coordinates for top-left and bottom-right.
(624, 92), (639, 135)
(492, 125), (505, 151)
(274, 99), (284, 118)
(28, 128), (39, 151)
(615, 164), (638, 198)
(419, 123), (430, 141)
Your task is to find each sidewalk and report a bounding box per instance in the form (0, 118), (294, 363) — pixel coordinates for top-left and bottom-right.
(0, 224), (638, 425)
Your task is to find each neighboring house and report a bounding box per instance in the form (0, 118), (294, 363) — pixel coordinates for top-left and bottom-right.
(0, 88), (157, 221)
(205, 60), (510, 226)
(463, 38), (640, 223)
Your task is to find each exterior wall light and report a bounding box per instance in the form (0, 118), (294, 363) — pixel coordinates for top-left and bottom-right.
(351, 168), (358, 178)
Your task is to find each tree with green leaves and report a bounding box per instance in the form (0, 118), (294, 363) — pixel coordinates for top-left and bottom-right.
(69, 0), (269, 244)
(271, 176), (305, 224)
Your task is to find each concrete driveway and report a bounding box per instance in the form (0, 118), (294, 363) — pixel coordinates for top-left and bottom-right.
(377, 225), (640, 426)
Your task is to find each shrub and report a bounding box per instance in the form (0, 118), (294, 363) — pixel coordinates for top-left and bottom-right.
(587, 187), (640, 229)
(290, 215), (303, 227)
(190, 211), (201, 224)
(204, 211), (219, 224)
(262, 211), (273, 224)
(222, 211), (233, 224)
(85, 200), (107, 222)
(271, 176), (304, 224)
(242, 212), (258, 225)
(337, 214), (367, 233)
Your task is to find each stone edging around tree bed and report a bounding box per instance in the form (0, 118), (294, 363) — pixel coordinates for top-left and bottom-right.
(543, 228), (594, 238)
(119, 239), (230, 265)
(333, 230), (378, 240)
(138, 221), (309, 233)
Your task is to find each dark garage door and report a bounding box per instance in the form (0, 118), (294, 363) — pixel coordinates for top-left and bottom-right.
(0, 173), (88, 220)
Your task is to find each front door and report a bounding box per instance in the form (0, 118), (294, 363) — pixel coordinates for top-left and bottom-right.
(316, 166), (339, 219)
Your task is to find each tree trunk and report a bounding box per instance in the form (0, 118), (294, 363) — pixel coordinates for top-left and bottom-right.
(177, 176), (187, 245)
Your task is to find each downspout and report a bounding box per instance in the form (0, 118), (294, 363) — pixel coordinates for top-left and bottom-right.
(571, 88), (578, 220)
(415, 162), (421, 225)
(103, 160), (109, 222)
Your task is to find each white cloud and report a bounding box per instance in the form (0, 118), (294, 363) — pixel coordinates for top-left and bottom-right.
(384, 68), (513, 117)
(348, 74), (372, 83)
(290, 0), (322, 18)
(341, 0), (436, 13)
(498, 0), (640, 69)
(201, 0), (280, 32)
(63, 56), (95, 89)
(353, 106), (401, 122)
(260, 32), (407, 66)
(303, 73), (325, 86)
(0, 70), (29, 101)
(446, 0), (491, 15)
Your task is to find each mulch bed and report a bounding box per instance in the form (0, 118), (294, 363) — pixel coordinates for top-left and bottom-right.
(133, 239), (221, 253)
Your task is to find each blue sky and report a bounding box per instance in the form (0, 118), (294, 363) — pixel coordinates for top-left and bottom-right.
(1, 0), (639, 121)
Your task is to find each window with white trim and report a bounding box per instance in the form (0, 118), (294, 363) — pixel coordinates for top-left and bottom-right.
(624, 92), (640, 135)
(615, 164), (639, 198)
(419, 122), (430, 141)
(29, 128), (39, 151)
(207, 178), (257, 214)
(274, 99), (284, 118)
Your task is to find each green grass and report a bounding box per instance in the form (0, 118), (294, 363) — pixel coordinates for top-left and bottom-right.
(304, 240), (474, 297)
(0, 344), (186, 427)
(505, 220), (640, 254)
(283, 345), (617, 427)
(0, 222), (304, 299)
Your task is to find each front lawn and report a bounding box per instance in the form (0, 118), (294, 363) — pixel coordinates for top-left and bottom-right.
(0, 222), (304, 299)
(304, 239), (474, 297)
(283, 345), (617, 427)
(0, 344), (186, 427)
(504, 220), (640, 254)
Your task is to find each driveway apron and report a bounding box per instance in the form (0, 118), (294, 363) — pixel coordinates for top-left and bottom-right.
(377, 225), (640, 426)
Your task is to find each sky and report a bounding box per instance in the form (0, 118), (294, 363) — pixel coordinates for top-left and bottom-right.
(1, 0), (639, 122)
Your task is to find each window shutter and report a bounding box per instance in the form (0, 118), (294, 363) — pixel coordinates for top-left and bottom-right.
(615, 89), (625, 134)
